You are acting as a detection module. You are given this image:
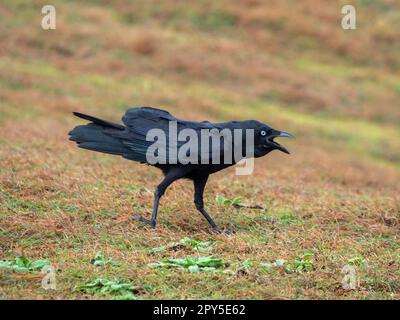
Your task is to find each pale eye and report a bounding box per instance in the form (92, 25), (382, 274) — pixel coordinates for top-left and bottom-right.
(260, 130), (267, 136)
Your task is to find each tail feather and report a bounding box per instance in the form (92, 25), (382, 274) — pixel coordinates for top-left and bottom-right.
(69, 113), (129, 156)
(73, 112), (125, 130)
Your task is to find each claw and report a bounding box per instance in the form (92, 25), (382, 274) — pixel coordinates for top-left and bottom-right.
(133, 215), (156, 228)
(210, 227), (233, 236)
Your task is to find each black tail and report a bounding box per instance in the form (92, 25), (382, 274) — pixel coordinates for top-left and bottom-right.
(72, 112), (125, 130)
(69, 112), (129, 156)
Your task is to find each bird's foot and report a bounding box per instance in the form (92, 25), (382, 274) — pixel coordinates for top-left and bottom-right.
(210, 227), (234, 236)
(133, 215), (156, 228)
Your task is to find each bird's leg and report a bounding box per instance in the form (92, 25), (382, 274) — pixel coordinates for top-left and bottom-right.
(135, 189), (161, 228)
(134, 169), (184, 228)
(193, 175), (223, 233)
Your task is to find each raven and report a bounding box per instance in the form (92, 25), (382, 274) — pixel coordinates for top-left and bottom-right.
(69, 107), (292, 232)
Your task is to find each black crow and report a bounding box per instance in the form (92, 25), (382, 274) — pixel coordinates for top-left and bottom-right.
(69, 107), (292, 232)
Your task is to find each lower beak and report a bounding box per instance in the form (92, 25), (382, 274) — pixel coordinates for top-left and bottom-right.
(267, 131), (294, 154)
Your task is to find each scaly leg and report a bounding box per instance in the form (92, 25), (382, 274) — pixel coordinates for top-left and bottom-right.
(193, 175), (223, 232)
(134, 168), (187, 228)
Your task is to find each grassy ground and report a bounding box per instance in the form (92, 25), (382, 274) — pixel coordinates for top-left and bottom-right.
(0, 0), (399, 299)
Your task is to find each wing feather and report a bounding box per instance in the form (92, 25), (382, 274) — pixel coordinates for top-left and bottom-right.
(118, 107), (240, 164)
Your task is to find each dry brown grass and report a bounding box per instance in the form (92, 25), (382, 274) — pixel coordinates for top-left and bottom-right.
(0, 0), (399, 300)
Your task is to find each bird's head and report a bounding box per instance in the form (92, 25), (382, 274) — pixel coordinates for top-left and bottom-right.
(247, 121), (294, 157)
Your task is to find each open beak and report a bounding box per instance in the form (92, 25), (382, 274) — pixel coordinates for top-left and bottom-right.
(265, 130), (294, 154)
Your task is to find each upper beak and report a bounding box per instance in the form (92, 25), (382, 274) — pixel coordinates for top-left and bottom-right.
(266, 130), (294, 154)
(278, 131), (294, 139)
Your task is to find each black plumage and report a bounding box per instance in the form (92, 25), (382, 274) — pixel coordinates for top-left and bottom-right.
(69, 107), (292, 232)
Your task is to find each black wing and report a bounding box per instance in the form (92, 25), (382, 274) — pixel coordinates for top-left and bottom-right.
(117, 107), (236, 164)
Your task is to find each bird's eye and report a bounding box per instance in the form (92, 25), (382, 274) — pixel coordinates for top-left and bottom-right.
(260, 130), (267, 136)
